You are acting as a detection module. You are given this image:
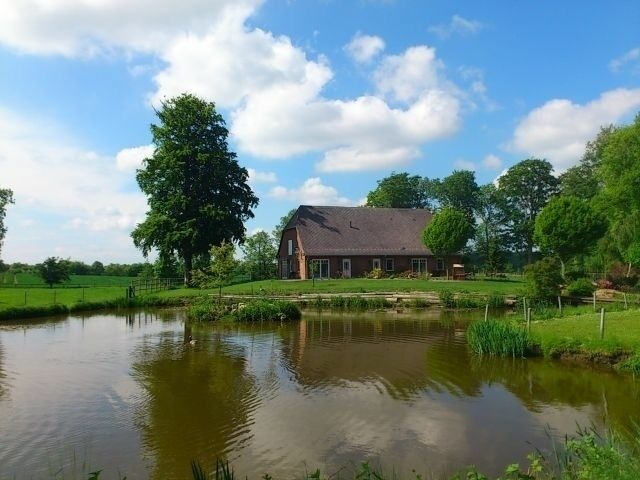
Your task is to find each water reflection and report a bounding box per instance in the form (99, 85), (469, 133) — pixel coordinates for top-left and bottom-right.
(130, 326), (260, 479)
(0, 309), (639, 480)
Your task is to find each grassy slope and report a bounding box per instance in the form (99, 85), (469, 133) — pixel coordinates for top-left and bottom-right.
(530, 309), (640, 356)
(221, 278), (524, 295)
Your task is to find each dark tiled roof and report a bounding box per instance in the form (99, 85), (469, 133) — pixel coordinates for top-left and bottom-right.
(287, 205), (433, 256)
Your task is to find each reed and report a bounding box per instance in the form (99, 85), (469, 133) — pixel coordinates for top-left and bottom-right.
(467, 320), (532, 357)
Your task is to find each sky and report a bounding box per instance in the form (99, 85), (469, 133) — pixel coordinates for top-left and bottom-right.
(1, 0), (639, 264)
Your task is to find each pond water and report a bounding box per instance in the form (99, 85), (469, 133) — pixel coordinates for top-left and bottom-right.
(1, 309), (639, 479)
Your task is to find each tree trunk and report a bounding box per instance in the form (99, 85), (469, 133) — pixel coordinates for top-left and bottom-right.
(183, 253), (193, 287)
(627, 262), (632, 277)
(560, 258), (565, 280)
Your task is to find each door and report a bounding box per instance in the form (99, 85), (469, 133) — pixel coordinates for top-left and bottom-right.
(342, 258), (351, 278)
(281, 259), (289, 279)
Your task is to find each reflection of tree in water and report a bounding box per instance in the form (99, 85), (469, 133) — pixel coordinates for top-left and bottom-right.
(130, 327), (259, 479)
(469, 356), (640, 434)
(279, 314), (484, 400)
(0, 339), (5, 399)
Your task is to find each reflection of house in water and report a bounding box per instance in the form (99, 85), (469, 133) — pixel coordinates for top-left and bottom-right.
(280, 315), (484, 400)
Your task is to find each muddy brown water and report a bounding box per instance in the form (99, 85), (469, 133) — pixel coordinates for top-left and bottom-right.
(0, 309), (639, 479)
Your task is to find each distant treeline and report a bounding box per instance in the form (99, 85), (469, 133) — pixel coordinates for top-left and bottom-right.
(2, 260), (149, 277)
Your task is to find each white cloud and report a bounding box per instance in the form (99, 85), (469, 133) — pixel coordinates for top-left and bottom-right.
(0, 107), (147, 261)
(609, 47), (640, 73)
(344, 32), (385, 64)
(0, 0), (261, 56)
(1, 0), (464, 174)
(115, 144), (154, 172)
(428, 15), (483, 39)
(247, 168), (277, 184)
(454, 159), (476, 171)
(482, 154), (502, 170)
(374, 46), (447, 103)
(269, 178), (358, 206)
(509, 88), (640, 171)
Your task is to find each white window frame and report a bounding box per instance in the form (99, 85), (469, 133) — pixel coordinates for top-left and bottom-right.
(372, 258), (381, 270)
(385, 258), (394, 272)
(411, 258), (427, 273)
(287, 239), (293, 256)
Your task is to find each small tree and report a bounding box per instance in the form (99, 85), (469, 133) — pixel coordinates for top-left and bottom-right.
(242, 231), (277, 280)
(37, 257), (70, 288)
(534, 196), (607, 278)
(422, 208), (473, 279)
(209, 241), (238, 301)
(524, 257), (563, 302)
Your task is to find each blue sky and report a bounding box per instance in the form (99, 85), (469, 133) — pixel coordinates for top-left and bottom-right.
(1, 0), (639, 264)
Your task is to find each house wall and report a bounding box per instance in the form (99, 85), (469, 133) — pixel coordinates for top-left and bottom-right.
(277, 228), (302, 279)
(301, 255), (463, 279)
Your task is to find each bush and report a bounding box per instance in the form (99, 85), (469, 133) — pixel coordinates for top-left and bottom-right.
(366, 268), (385, 279)
(596, 279), (614, 290)
(607, 262), (639, 289)
(566, 278), (596, 296)
(564, 270), (588, 282)
(524, 257), (563, 301)
(439, 290), (455, 308)
(186, 299), (224, 321)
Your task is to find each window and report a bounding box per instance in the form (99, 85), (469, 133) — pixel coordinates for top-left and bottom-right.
(411, 258), (427, 273)
(372, 258), (381, 270)
(281, 259), (289, 279)
(436, 258), (445, 271)
(287, 239), (293, 256)
(310, 259), (330, 279)
(385, 258), (394, 272)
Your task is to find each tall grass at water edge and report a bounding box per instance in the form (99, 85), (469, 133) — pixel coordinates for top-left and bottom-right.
(467, 320), (531, 357)
(186, 299), (301, 322)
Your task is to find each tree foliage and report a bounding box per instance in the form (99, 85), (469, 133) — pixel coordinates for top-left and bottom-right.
(272, 208), (297, 243)
(37, 257), (70, 288)
(433, 170), (479, 222)
(209, 241), (238, 300)
(534, 196), (607, 277)
(366, 172), (435, 209)
(422, 208), (473, 277)
(474, 184), (509, 273)
(498, 158), (559, 263)
(242, 231), (277, 280)
(131, 94), (258, 285)
(0, 188), (14, 258)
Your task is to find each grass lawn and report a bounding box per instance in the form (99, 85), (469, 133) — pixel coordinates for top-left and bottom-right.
(220, 277), (525, 296)
(1, 272), (135, 287)
(0, 286), (132, 309)
(530, 308), (640, 355)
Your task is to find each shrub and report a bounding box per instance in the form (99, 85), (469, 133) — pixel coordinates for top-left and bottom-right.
(524, 257), (563, 301)
(186, 299), (224, 321)
(596, 279), (614, 290)
(607, 262), (639, 289)
(467, 320), (532, 357)
(366, 268), (385, 279)
(566, 278), (596, 296)
(564, 270), (588, 282)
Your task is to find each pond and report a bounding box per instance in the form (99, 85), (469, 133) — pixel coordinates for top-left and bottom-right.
(1, 309), (639, 479)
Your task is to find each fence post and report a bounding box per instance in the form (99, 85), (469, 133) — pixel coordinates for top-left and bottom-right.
(523, 297), (527, 321)
(600, 308), (605, 340)
(484, 303), (489, 321)
(527, 307), (531, 332)
(82, 287), (85, 302)
(557, 296), (562, 316)
(24, 290), (27, 305)
(593, 291), (596, 312)
(53, 290), (56, 305)
(624, 293), (628, 309)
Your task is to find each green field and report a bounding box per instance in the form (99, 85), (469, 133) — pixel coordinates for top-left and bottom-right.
(0, 272), (135, 287)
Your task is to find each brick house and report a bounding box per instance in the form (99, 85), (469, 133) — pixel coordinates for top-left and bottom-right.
(277, 205), (461, 279)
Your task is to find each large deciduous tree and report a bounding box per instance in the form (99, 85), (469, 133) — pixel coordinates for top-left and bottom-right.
(366, 172), (436, 209)
(0, 188), (14, 259)
(242, 231), (277, 280)
(434, 170), (479, 223)
(474, 184), (509, 274)
(272, 208), (297, 244)
(534, 196), (607, 278)
(498, 158), (559, 264)
(422, 208), (473, 279)
(132, 94), (258, 286)
(37, 257), (70, 288)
